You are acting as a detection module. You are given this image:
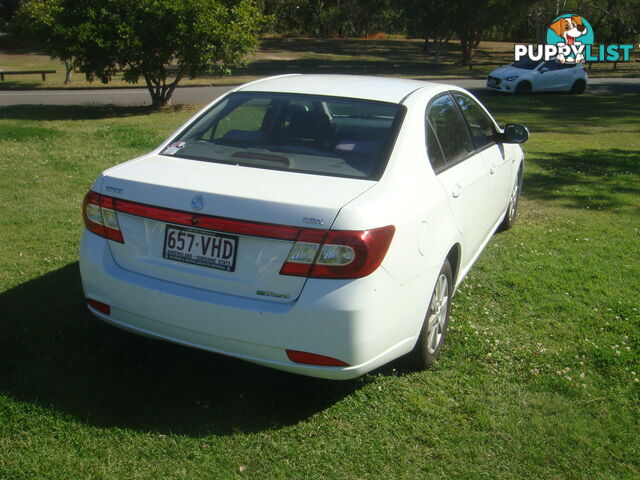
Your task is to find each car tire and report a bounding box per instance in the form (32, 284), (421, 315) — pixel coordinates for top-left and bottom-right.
(515, 81), (532, 95)
(570, 79), (586, 94)
(498, 165), (523, 232)
(410, 259), (453, 369)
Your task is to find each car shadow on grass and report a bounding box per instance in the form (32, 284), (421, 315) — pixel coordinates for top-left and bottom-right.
(0, 262), (365, 436)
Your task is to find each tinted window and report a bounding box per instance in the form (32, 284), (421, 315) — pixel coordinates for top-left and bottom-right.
(163, 92), (404, 180)
(425, 121), (445, 172)
(541, 61), (575, 71)
(427, 94), (472, 165)
(213, 97), (270, 141)
(512, 58), (541, 70)
(452, 93), (496, 149)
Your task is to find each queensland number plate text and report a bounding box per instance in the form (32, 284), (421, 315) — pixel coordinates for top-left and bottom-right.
(163, 225), (238, 272)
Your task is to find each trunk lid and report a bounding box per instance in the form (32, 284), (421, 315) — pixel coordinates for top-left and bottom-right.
(101, 154), (375, 303)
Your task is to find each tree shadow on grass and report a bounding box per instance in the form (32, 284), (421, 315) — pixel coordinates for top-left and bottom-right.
(259, 37), (434, 60)
(0, 263), (363, 437)
(0, 80), (42, 90)
(480, 93), (640, 133)
(247, 37), (487, 77)
(524, 148), (640, 212)
(0, 104), (188, 122)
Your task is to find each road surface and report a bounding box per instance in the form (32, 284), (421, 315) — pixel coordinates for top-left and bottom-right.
(0, 78), (638, 106)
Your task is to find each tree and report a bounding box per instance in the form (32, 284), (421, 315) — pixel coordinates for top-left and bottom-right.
(402, 0), (453, 65)
(401, 0), (523, 65)
(584, 0), (640, 70)
(260, 0), (400, 37)
(15, 0), (77, 83)
(0, 0), (23, 23)
(16, 0), (262, 105)
(449, 0), (513, 65)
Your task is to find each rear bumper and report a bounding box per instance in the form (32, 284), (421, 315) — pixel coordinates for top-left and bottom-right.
(79, 231), (428, 379)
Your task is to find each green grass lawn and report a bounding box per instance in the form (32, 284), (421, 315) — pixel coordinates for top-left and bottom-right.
(1, 35), (638, 90)
(0, 92), (639, 479)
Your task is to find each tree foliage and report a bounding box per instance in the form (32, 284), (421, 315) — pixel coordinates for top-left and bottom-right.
(0, 0), (22, 23)
(16, 0), (262, 105)
(402, 0), (453, 64)
(498, 0), (640, 44)
(260, 0), (400, 37)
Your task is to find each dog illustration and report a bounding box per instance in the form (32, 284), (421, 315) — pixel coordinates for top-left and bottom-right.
(549, 15), (588, 63)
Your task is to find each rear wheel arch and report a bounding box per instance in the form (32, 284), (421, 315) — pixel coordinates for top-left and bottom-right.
(446, 244), (461, 290)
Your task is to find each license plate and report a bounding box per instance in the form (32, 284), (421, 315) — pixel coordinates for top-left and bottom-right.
(163, 225), (238, 272)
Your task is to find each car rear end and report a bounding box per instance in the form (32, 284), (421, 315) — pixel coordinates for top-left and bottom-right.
(79, 85), (411, 379)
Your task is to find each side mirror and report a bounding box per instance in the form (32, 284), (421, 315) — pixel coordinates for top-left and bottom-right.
(539, 66), (549, 73)
(500, 123), (529, 144)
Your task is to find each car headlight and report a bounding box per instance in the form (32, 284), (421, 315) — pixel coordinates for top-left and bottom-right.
(506, 76), (519, 81)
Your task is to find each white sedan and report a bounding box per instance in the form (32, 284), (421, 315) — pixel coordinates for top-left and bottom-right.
(487, 58), (588, 94)
(80, 74), (528, 379)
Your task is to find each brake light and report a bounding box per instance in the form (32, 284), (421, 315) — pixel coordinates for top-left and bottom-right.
(82, 191), (124, 243)
(280, 225), (395, 279)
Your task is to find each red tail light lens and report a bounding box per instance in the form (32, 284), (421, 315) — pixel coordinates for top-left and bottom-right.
(82, 191), (124, 243)
(281, 225), (395, 279)
(286, 349), (350, 367)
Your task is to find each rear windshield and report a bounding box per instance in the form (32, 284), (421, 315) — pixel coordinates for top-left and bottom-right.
(162, 92), (405, 180)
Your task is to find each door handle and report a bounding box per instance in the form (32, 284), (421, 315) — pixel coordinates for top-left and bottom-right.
(452, 183), (462, 198)
(490, 163), (497, 174)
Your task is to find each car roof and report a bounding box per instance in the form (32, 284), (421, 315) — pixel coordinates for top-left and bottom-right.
(236, 74), (441, 104)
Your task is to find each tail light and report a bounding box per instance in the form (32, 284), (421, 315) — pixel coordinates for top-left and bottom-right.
(280, 225), (395, 279)
(82, 191), (124, 243)
(83, 189), (393, 277)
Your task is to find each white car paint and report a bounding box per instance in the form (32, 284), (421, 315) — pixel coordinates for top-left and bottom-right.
(80, 74), (525, 379)
(487, 60), (588, 93)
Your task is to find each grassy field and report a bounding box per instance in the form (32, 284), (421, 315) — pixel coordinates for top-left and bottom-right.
(1, 35), (638, 90)
(0, 92), (639, 479)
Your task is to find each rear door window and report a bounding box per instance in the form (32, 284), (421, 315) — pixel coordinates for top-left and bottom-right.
(452, 93), (496, 150)
(425, 121), (446, 172)
(427, 94), (473, 166)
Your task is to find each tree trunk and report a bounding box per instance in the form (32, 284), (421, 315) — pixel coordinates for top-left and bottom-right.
(144, 71), (183, 107)
(64, 62), (73, 84)
(434, 42), (442, 65)
(535, 19), (548, 44)
(151, 92), (171, 107)
(460, 39), (473, 64)
(422, 38), (429, 54)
